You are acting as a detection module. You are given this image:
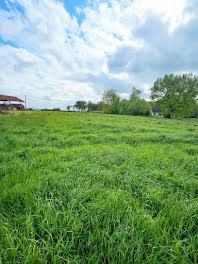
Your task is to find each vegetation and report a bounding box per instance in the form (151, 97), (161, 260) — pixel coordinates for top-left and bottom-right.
(69, 101), (102, 112)
(151, 73), (198, 118)
(120, 88), (151, 116)
(101, 88), (151, 116)
(0, 111), (198, 263)
(70, 88), (151, 116)
(74, 101), (87, 112)
(67, 105), (72, 111)
(102, 89), (120, 114)
(70, 73), (198, 118)
(87, 101), (102, 112)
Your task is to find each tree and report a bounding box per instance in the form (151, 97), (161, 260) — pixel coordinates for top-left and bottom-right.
(120, 99), (129, 114)
(87, 101), (102, 112)
(130, 87), (141, 101)
(127, 99), (151, 116)
(97, 101), (103, 111)
(102, 89), (120, 114)
(74, 101), (87, 112)
(86, 101), (99, 112)
(80, 101), (87, 111)
(111, 96), (120, 114)
(67, 105), (72, 111)
(151, 73), (198, 118)
(74, 101), (80, 111)
(190, 103), (198, 118)
(87, 101), (95, 112)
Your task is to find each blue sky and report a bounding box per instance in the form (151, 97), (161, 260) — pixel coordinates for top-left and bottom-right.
(0, 0), (197, 109)
(0, 0), (86, 45)
(63, 0), (86, 15)
(62, 0), (87, 24)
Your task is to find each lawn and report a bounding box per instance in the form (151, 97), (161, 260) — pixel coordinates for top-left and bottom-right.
(0, 111), (198, 263)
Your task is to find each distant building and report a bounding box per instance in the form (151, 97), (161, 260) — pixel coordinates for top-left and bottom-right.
(152, 106), (162, 116)
(0, 95), (25, 111)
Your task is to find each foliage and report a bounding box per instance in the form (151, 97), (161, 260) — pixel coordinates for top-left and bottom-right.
(101, 88), (151, 116)
(129, 87), (141, 101)
(111, 96), (120, 114)
(0, 111), (198, 263)
(41, 108), (61, 111)
(190, 103), (198, 118)
(151, 73), (198, 118)
(127, 99), (151, 116)
(127, 87), (151, 116)
(87, 101), (102, 112)
(74, 101), (87, 111)
(67, 105), (72, 111)
(120, 99), (129, 114)
(102, 89), (120, 114)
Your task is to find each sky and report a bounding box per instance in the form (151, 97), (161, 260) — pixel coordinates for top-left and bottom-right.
(0, 0), (198, 109)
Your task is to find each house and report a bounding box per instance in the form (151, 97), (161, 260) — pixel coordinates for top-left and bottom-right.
(0, 95), (25, 111)
(152, 106), (162, 116)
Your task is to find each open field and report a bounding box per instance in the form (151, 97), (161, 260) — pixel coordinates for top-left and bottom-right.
(0, 112), (198, 263)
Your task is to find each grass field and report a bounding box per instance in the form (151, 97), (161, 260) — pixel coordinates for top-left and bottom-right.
(0, 111), (198, 263)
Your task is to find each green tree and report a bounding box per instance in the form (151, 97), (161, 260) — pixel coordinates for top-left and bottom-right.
(102, 89), (120, 114)
(112, 97), (120, 114)
(81, 101), (87, 111)
(74, 101), (87, 112)
(190, 103), (198, 118)
(87, 101), (95, 112)
(120, 88), (151, 116)
(130, 87), (141, 101)
(74, 101), (80, 111)
(151, 73), (198, 118)
(87, 101), (102, 112)
(128, 99), (151, 116)
(67, 105), (71, 111)
(120, 99), (130, 114)
(97, 101), (103, 111)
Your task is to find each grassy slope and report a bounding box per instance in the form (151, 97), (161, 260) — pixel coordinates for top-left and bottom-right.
(0, 112), (198, 263)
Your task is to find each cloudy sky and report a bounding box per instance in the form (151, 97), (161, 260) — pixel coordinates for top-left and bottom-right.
(0, 0), (197, 109)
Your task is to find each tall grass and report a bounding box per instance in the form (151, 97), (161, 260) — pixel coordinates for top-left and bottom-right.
(0, 112), (198, 263)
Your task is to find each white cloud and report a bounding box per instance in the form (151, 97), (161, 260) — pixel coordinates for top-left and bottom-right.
(0, 0), (196, 108)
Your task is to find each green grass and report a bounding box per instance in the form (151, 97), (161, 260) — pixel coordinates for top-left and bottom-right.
(0, 111), (198, 263)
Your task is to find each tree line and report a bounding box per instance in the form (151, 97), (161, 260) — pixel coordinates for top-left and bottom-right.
(69, 73), (198, 118)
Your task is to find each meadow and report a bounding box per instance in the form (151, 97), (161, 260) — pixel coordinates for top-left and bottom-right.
(0, 111), (198, 263)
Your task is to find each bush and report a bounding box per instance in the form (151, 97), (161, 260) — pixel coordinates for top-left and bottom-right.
(127, 99), (151, 116)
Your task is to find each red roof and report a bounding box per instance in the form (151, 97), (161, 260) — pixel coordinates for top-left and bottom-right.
(0, 95), (24, 102)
